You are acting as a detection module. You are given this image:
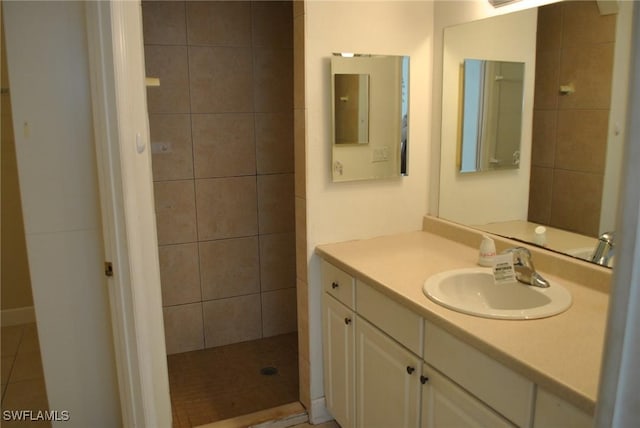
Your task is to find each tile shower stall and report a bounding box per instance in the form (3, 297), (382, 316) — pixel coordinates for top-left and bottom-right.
(142, 1), (297, 355)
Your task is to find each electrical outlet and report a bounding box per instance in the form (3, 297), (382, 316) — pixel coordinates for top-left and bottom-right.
(372, 147), (389, 162)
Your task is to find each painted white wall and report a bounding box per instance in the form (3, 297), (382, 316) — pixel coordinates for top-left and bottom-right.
(3, 1), (121, 425)
(304, 0), (434, 406)
(438, 8), (537, 226)
(600, 0), (634, 235)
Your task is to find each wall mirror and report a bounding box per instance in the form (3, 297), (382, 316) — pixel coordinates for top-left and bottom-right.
(460, 59), (525, 173)
(438, 1), (632, 268)
(331, 53), (409, 182)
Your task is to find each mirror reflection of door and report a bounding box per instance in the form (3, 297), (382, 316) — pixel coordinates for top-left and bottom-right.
(460, 59), (524, 173)
(334, 73), (369, 144)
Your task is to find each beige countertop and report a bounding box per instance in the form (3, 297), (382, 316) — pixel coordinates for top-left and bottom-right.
(316, 228), (609, 415)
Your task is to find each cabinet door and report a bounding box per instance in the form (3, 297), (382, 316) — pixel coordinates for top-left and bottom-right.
(322, 293), (356, 428)
(421, 363), (515, 428)
(356, 317), (421, 428)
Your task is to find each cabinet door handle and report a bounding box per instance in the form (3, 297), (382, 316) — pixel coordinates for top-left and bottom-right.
(406, 366), (415, 375)
(344, 317), (352, 325)
(331, 281), (339, 289)
(420, 375), (429, 384)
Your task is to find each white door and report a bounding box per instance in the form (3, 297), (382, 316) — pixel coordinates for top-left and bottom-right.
(85, 1), (172, 426)
(322, 294), (356, 428)
(355, 317), (421, 428)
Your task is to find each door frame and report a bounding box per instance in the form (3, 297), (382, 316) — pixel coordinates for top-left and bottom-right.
(85, 2), (171, 426)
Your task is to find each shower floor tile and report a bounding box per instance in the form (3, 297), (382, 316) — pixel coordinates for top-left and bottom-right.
(168, 332), (299, 427)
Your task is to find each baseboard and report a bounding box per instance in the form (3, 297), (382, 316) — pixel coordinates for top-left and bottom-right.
(1, 306), (36, 326)
(310, 397), (333, 425)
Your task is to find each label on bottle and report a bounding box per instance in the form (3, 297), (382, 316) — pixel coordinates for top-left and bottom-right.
(493, 253), (517, 285)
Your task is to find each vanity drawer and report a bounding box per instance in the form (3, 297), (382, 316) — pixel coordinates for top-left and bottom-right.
(424, 321), (534, 427)
(322, 261), (355, 309)
(356, 280), (423, 356)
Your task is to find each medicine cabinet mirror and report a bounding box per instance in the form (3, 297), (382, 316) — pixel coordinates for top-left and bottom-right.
(331, 53), (409, 182)
(460, 59), (525, 173)
(438, 2), (631, 268)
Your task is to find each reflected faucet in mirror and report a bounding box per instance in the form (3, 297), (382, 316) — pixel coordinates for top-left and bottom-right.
(591, 232), (615, 267)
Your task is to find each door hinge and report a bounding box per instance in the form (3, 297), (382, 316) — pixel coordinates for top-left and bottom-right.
(105, 262), (114, 277)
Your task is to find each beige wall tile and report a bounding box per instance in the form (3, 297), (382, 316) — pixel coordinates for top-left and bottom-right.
(260, 232), (296, 292)
(296, 278), (309, 363)
(558, 43), (614, 110)
(159, 243), (201, 306)
(192, 113), (256, 178)
(145, 45), (190, 114)
(294, 108), (306, 198)
(189, 46), (253, 113)
(293, 0), (304, 18)
(528, 166), (553, 225)
(253, 48), (293, 113)
(536, 2), (562, 52)
(163, 303), (204, 354)
(298, 354), (311, 410)
(154, 180), (197, 245)
(252, 1), (293, 48)
(293, 15), (305, 110)
(203, 294), (262, 347)
(533, 49), (560, 110)
(195, 176), (259, 240)
(256, 112), (294, 174)
(561, 1), (616, 47)
(9, 351), (44, 382)
(262, 288), (297, 337)
(186, 1), (252, 46)
(142, 1), (187, 45)
(258, 173), (295, 234)
(531, 109), (557, 168)
(149, 114), (194, 181)
(550, 169), (603, 237)
(1, 326), (22, 357)
(2, 378), (49, 413)
(295, 197), (307, 281)
(199, 236), (260, 300)
(555, 109), (608, 174)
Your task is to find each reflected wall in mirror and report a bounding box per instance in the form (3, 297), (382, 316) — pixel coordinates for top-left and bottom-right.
(460, 59), (525, 173)
(334, 73), (370, 145)
(331, 53), (409, 182)
(438, 1), (633, 268)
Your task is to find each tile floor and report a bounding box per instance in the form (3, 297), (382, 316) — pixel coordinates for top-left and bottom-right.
(169, 332), (299, 427)
(1, 322), (50, 427)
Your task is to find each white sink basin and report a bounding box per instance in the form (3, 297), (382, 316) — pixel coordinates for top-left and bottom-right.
(423, 267), (572, 320)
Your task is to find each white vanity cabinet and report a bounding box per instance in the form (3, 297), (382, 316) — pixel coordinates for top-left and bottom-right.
(421, 363), (515, 428)
(321, 263), (356, 428)
(321, 260), (592, 428)
(355, 316), (422, 428)
(533, 388), (592, 428)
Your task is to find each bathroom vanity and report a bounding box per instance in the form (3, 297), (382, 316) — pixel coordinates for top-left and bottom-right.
(316, 216), (610, 428)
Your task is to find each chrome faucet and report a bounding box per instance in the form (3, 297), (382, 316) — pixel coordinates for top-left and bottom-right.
(502, 247), (550, 288)
(591, 232), (615, 266)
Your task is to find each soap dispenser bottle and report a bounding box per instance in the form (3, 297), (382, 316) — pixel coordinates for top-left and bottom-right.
(478, 235), (496, 267)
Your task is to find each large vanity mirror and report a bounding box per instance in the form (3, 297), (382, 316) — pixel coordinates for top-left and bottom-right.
(438, 1), (633, 268)
(331, 53), (409, 182)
